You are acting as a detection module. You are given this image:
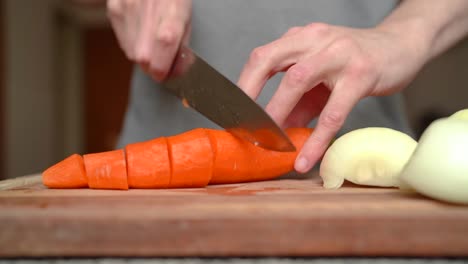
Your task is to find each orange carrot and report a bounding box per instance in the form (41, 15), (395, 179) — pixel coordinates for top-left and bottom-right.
(207, 127), (313, 184)
(42, 154), (87, 188)
(125, 137), (170, 188)
(83, 149), (128, 190)
(167, 128), (214, 188)
(42, 127), (312, 189)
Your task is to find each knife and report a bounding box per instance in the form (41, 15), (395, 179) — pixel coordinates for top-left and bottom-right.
(161, 46), (296, 152)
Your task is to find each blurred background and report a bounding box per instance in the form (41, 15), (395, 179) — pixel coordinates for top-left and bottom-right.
(0, 0), (467, 179)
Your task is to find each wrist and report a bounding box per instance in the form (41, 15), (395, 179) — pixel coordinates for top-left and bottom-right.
(376, 0), (468, 63)
(377, 16), (433, 67)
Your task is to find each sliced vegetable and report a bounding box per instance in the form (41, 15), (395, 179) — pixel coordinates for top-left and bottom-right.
(83, 149), (128, 190)
(42, 127), (313, 189)
(320, 127), (417, 189)
(167, 128), (214, 188)
(400, 118), (468, 204)
(125, 137), (171, 188)
(42, 154), (87, 188)
(208, 127), (313, 184)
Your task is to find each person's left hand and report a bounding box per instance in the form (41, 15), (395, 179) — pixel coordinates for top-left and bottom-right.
(237, 23), (428, 173)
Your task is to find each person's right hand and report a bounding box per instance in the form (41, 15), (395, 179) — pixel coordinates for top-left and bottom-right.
(107, 0), (192, 81)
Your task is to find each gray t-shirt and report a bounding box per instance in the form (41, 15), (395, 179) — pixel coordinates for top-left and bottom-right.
(117, 0), (413, 148)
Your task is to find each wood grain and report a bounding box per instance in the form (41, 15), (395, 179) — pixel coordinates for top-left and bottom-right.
(1, 174), (468, 257)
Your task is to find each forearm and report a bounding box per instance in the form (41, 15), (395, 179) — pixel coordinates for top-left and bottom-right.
(377, 0), (468, 62)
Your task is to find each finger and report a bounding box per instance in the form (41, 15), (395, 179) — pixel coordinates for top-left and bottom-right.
(108, 17), (132, 58)
(237, 23), (334, 100)
(107, 0), (126, 21)
(125, 0), (146, 60)
(149, 0), (191, 81)
(107, 0), (140, 59)
(265, 45), (351, 127)
(106, 0), (122, 14)
(182, 20), (192, 46)
(281, 26), (302, 38)
(134, 0), (157, 63)
(237, 38), (304, 100)
(283, 83), (330, 128)
(294, 76), (365, 173)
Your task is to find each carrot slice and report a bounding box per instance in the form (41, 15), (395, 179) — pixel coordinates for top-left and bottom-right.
(125, 137), (171, 188)
(83, 149), (128, 190)
(207, 127), (313, 184)
(42, 154), (87, 188)
(167, 128), (214, 188)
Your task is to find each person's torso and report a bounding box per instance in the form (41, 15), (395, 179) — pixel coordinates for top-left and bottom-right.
(190, 0), (398, 106)
(119, 0), (414, 148)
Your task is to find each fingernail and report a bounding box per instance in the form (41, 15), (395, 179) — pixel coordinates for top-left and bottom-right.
(295, 156), (310, 173)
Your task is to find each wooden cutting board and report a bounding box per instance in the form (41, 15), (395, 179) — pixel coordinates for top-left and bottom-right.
(1, 173), (468, 257)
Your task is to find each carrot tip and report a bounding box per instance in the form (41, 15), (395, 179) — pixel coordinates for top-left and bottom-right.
(42, 154), (87, 188)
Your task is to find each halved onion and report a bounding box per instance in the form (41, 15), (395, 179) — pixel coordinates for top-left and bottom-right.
(400, 118), (468, 204)
(320, 127), (417, 189)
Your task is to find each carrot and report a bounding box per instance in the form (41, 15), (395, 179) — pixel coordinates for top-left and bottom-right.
(167, 128), (214, 188)
(42, 153), (87, 188)
(125, 137), (170, 188)
(42, 127), (312, 189)
(83, 149), (128, 190)
(207, 127), (313, 184)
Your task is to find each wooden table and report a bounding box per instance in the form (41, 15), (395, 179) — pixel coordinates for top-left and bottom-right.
(1, 173), (468, 257)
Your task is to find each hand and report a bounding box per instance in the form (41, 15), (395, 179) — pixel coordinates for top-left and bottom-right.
(237, 22), (429, 173)
(107, 0), (192, 81)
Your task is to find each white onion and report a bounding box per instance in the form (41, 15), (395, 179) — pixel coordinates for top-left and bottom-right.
(400, 118), (468, 204)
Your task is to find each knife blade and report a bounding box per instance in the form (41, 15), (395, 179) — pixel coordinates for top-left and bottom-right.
(162, 46), (296, 152)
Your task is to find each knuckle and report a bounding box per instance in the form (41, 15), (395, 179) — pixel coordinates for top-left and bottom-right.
(107, 0), (138, 16)
(107, 0), (122, 16)
(320, 111), (345, 130)
(248, 46), (271, 65)
(285, 65), (310, 87)
(134, 48), (150, 64)
(305, 22), (331, 37)
(156, 26), (181, 46)
(285, 27), (301, 36)
(348, 56), (375, 77)
(290, 26), (302, 32)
